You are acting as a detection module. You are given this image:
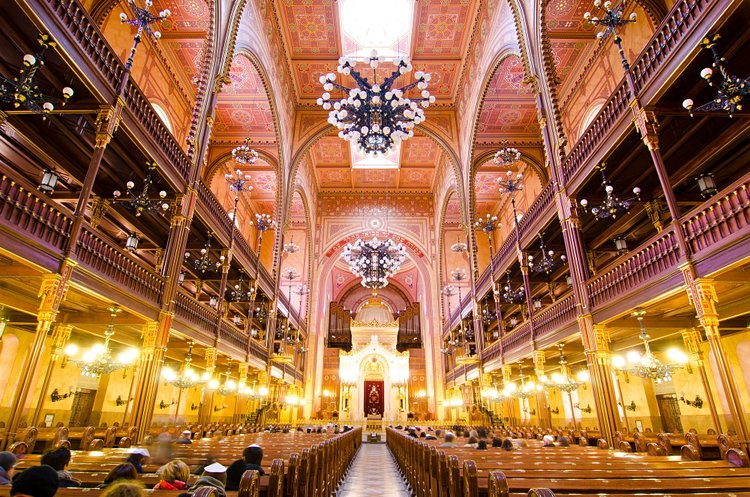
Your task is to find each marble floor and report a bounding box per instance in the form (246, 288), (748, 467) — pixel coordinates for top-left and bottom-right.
(336, 441), (411, 497)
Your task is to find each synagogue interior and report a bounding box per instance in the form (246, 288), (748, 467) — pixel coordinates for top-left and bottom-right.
(0, 0), (749, 495)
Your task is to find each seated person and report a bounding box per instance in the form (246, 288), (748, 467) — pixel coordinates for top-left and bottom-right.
(189, 462), (227, 497)
(99, 464), (138, 488)
(11, 465), (59, 497)
(0, 451), (18, 485)
(124, 449), (149, 474)
(477, 440), (488, 450)
(558, 436), (571, 447)
(101, 481), (146, 497)
(225, 461), (247, 491)
(175, 430), (192, 445)
(40, 447), (81, 488)
(439, 432), (457, 448)
(542, 434), (555, 447)
(491, 437), (502, 448)
(464, 436), (479, 448)
(501, 438), (514, 451)
(242, 445), (265, 475)
(154, 460), (190, 490)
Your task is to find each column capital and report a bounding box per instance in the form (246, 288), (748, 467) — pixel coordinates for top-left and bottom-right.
(533, 350), (546, 375)
(630, 102), (660, 151)
(94, 104), (122, 149)
(89, 197), (111, 229)
(204, 347), (217, 373)
(140, 320), (159, 356)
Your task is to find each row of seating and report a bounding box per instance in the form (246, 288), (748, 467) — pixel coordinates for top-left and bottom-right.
(386, 427), (750, 497)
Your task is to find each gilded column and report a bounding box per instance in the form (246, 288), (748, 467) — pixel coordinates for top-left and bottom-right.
(534, 350), (550, 428)
(129, 318), (170, 441)
(580, 322), (620, 446)
(683, 275), (749, 449)
(31, 324), (73, 426)
(198, 347), (217, 425)
(682, 327), (722, 434)
(502, 364), (516, 426)
(3, 273), (71, 448)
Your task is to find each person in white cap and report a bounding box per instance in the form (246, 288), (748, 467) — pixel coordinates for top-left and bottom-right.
(189, 462), (226, 497)
(125, 449), (150, 474)
(175, 430), (192, 445)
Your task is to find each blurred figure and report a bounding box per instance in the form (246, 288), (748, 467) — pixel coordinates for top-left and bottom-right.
(0, 451), (18, 485)
(154, 460), (190, 491)
(100, 481), (145, 497)
(11, 465), (59, 497)
(99, 464), (138, 488)
(224, 461), (247, 491)
(40, 447), (80, 488)
(501, 438), (514, 451)
(125, 449), (149, 474)
(558, 436), (571, 447)
(464, 436), (479, 448)
(175, 431), (192, 445)
(439, 432), (457, 448)
(542, 434), (555, 447)
(477, 440), (488, 450)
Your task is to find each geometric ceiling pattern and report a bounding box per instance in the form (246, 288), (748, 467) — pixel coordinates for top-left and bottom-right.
(309, 132), (444, 191)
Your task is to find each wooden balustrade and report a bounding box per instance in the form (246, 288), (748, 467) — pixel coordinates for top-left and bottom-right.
(501, 321), (532, 357)
(446, 365), (468, 384)
(517, 182), (555, 242)
(0, 175), (72, 252)
(531, 294), (577, 340)
(682, 175), (750, 258)
(195, 180), (233, 243)
(174, 290), (219, 332)
(631, 0), (716, 93)
(220, 319), (251, 351)
(481, 339), (502, 365)
(45, 0), (125, 95)
(74, 225), (164, 304)
(247, 336), (268, 362)
(587, 229), (681, 309)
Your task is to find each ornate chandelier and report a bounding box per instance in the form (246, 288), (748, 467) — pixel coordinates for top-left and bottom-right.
(494, 141), (521, 166)
(0, 33), (74, 117)
(501, 270), (525, 304)
(231, 138), (259, 165)
(544, 344), (589, 393)
(185, 231), (224, 276)
(162, 342), (204, 390)
(225, 270), (254, 303)
(579, 165), (640, 220)
(341, 237), (407, 289)
(317, 51), (434, 154)
(113, 161), (170, 216)
(528, 233), (567, 274)
(441, 284), (459, 355)
(613, 310), (687, 383)
(682, 34), (749, 118)
(66, 306), (139, 377)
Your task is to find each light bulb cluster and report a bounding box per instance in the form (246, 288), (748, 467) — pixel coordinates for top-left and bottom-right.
(119, 0), (170, 42)
(317, 50), (434, 155)
(583, 0), (637, 42)
(231, 140), (259, 165)
(580, 167), (640, 220)
(494, 141), (521, 166)
(342, 237), (407, 289)
(250, 212), (276, 232)
(113, 162), (169, 216)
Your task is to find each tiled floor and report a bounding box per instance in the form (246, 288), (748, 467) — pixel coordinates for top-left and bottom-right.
(337, 441), (411, 497)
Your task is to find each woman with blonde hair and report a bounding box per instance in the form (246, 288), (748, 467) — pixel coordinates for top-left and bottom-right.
(101, 481), (146, 497)
(154, 460), (190, 490)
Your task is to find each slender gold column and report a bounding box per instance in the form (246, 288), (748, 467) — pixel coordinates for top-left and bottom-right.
(683, 275), (748, 448)
(534, 350), (550, 428)
(198, 347), (216, 425)
(3, 273), (71, 449)
(580, 321), (620, 446)
(128, 318), (170, 441)
(31, 324), (73, 426)
(682, 328), (722, 434)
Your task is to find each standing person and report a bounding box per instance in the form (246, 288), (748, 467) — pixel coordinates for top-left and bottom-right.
(40, 447), (81, 488)
(10, 465), (59, 497)
(0, 452), (18, 485)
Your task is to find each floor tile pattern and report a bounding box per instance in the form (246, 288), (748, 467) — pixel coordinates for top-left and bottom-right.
(337, 441), (411, 497)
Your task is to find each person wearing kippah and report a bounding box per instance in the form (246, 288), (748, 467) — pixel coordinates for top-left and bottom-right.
(0, 452), (18, 485)
(189, 462), (227, 497)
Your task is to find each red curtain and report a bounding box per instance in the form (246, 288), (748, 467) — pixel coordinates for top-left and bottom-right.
(364, 380), (384, 417)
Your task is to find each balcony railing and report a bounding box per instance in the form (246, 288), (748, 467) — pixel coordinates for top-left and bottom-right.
(682, 173), (750, 259)
(501, 321), (532, 357)
(587, 229), (681, 310)
(0, 175), (72, 253)
(531, 294), (577, 340)
(173, 290), (218, 334)
(75, 225), (164, 304)
(517, 181), (556, 244)
(220, 320), (250, 351)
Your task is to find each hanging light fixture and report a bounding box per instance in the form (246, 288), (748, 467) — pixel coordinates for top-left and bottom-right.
(214, 361), (238, 396)
(614, 235), (629, 254)
(682, 34), (749, 118)
(441, 284), (458, 355)
(0, 34), (74, 117)
(112, 162), (170, 216)
(125, 233), (140, 252)
(119, 0), (171, 70)
(162, 342), (204, 390)
(283, 235), (300, 255)
(579, 165), (640, 220)
(494, 140), (521, 166)
(696, 173), (718, 198)
(231, 138), (259, 165)
(225, 270), (254, 303)
(545, 344), (589, 393)
(66, 306), (139, 377)
(612, 310), (688, 383)
(317, 51), (433, 154)
(528, 232), (567, 274)
(501, 270), (525, 304)
(292, 283), (309, 353)
(38, 169), (60, 193)
(185, 231), (224, 276)
(341, 237), (407, 289)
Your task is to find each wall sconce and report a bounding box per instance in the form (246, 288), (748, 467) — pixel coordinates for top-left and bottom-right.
(209, 296), (218, 308)
(190, 402), (202, 411)
(696, 173), (717, 198)
(159, 399), (176, 409)
(522, 407), (536, 416)
(679, 394), (704, 409)
(574, 402), (592, 414)
(624, 400), (637, 411)
(509, 316), (518, 327)
(533, 299), (542, 310)
(178, 272), (185, 284)
(39, 169), (60, 193)
(550, 407), (559, 415)
(125, 233), (140, 252)
(213, 404), (228, 412)
(565, 275), (573, 288)
(232, 314), (243, 326)
(50, 388), (73, 402)
(614, 236), (628, 254)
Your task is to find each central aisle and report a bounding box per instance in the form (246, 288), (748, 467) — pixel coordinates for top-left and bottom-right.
(337, 441), (411, 497)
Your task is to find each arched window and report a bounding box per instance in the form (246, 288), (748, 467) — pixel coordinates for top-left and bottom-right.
(151, 102), (173, 134)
